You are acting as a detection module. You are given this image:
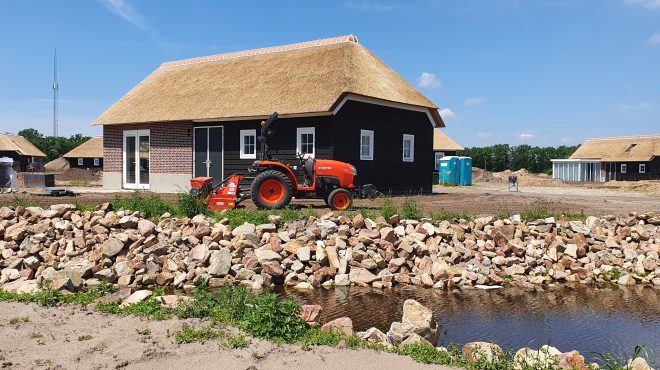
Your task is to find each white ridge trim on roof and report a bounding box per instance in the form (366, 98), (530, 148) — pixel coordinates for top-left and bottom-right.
(162, 35), (359, 68)
(584, 134), (660, 142)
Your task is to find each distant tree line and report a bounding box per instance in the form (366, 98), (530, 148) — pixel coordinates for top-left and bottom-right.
(18, 128), (90, 162)
(458, 144), (579, 174)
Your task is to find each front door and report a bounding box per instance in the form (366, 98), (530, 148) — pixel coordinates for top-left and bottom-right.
(194, 126), (224, 185)
(123, 130), (150, 189)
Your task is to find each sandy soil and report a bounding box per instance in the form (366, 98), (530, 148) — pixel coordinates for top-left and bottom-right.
(1, 181), (658, 217)
(0, 302), (454, 370)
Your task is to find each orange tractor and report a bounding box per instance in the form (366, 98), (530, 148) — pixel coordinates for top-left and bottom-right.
(190, 113), (379, 211)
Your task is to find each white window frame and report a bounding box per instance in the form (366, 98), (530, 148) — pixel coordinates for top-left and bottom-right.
(360, 129), (374, 161)
(296, 127), (315, 157)
(435, 152), (444, 170)
(639, 164), (645, 173)
(402, 134), (415, 162)
(239, 129), (257, 159)
(122, 129), (150, 190)
(77, 158), (84, 166)
(621, 164), (627, 174)
(93, 158), (100, 167)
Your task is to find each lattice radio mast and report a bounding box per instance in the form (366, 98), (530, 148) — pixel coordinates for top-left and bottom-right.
(53, 49), (59, 137)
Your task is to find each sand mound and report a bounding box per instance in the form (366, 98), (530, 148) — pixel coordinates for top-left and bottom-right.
(44, 157), (69, 172)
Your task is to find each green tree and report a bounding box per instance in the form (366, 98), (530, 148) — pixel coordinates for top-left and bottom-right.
(18, 128), (91, 162)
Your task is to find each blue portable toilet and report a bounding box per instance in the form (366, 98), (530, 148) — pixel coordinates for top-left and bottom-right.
(458, 156), (473, 186)
(438, 156), (459, 185)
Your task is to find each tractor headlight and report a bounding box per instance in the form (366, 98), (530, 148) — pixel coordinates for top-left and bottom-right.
(350, 166), (357, 176)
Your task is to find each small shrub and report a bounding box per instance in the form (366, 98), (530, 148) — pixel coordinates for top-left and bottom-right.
(174, 324), (220, 344)
(297, 328), (342, 349)
(135, 328), (151, 336)
(432, 210), (473, 221)
(222, 209), (270, 227)
(396, 343), (453, 365)
(29, 331), (43, 339)
(74, 202), (96, 212)
(177, 192), (208, 218)
(224, 334), (250, 349)
(380, 198), (398, 220)
(8, 316), (30, 325)
(77, 335), (92, 341)
(238, 293), (307, 342)
(596, 345), (649, 370)
(10, 197), (38, 208)
(401, 198), (422, 219)
(300, 206), (319, 220)
(279, 207), (300, 223)
(112, 191), (175, 219)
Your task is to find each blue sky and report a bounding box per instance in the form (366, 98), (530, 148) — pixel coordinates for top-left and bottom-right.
(0, 0), (658, 147)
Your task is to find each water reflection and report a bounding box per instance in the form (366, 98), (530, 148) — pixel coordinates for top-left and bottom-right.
(278, 285), (660, 366)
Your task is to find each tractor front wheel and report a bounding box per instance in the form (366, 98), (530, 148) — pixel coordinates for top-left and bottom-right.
(328, 188), (352, 211)
(251, 170), (293, 209)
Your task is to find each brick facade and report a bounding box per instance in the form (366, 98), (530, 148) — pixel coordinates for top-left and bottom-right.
(103, 122), (193, 174)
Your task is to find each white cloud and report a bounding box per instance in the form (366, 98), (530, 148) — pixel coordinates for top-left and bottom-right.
(648, 32), (660, 45)
(464, 97), (486, 106)
(620, 101), (653, 110)
(477, 132), (491, 139)
(98, 0), (157, 37)
(416, 72), (441, 88)
(517, 133), (535, 141)
(624, 0), (660, 9)
(439, 108), (455, 119)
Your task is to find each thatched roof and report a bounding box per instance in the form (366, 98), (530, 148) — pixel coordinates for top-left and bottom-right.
(94, 35), (443, 127)
(0, 134), (46, 157)
(433, 129), (463, 151)
(62, 137), (103, 158)
(570, 135), (660, 162)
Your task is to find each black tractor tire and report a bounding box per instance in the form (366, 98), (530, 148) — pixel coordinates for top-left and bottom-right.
(251, 170), (293, 209)
(327, 188), (352, 211)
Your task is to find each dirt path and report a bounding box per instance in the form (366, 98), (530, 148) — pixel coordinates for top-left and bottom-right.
(0, 302), (454, 370)
(1, 181), (658, 217)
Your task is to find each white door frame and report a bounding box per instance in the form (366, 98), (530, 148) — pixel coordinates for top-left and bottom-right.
(123, 129), (150, 190)
(193, 126), (224, 179)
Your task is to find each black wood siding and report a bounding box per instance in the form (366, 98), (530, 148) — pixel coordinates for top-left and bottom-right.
(603, 157), (660, 181)
(66, 157), (103, 169)
(333, 100), (434, 195)
(0, 151), (43, 172)
(192, 101), (434, 195)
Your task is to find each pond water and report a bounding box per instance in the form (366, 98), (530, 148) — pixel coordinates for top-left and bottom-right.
(279, 285), (660, 366)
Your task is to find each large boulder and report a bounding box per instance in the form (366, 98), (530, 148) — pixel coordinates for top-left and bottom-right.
(349, 267), (379, 284)
(513, 345), (562, 369)
(208, 248), (231, 276)
(462, 342), (504, 363)
(321, 317), (353, 336)
(232, 223), (256, 237)
(102, 238), (125, 258)
(300, 305), (323, 325)
(360, 327), (391, 346)
(387, 321), (415, 345)
(4, 221), (28, 241)
(255, 249), (282, 264)
(401, 299), (437, 339)
(137, 219), (156, 237)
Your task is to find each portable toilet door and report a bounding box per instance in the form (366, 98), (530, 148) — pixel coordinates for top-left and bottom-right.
(458, 156), (473, 186)
(439, 156), (459, 185)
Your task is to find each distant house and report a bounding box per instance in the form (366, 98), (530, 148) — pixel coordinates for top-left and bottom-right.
(93, 35), (445, 193)
(0, 134), (46, 171)
(552, 135), (659, 182)
(62, 137), (103, 169)
(433, 129), (463, 173)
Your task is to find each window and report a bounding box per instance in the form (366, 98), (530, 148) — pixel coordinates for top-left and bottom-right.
(639, 164), (646, 173)
(434, 152), (444, 170)
(93, 158), (100, 166)
(621, 164), (627, 173)
(240, 129), (256, 159)
(402, 134), (414, 162)
(360, 130), (374, 160)
(296, 127), (315, 157)
(77, 158), (83, 166)
(625, 144), (637, 152)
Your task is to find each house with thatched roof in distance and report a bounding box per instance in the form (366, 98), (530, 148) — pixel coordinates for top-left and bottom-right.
(94, 35), (445, 193)
(551, 135), (660, 182)
(433, 129), (463, 173)
(61, 137), (103, 169)
(0, 133), (46, 171)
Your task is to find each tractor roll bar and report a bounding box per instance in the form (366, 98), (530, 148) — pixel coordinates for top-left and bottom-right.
(259, 112), (279, 160)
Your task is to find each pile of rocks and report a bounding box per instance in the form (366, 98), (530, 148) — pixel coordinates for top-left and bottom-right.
(0, 204), (658, 293)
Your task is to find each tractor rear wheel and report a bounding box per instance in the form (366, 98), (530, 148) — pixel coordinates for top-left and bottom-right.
(328, 188), (352, 211)
(251, 170), (293, 209)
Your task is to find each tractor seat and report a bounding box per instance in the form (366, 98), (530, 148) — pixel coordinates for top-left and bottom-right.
(303, 156), (315, 179)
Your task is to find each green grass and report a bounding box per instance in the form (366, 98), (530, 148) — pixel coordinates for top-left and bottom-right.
(77, 334), (92, 341)
(401, 198), (422, 219)
(496, 207), (586, 222)
(223, 334), (250, 349)
(112, 191), (176, 219)
(10, 197), (40, 208)
(8, 316), (30, 325)
(135, 327), (151, 336)
(174, 324), (221, 344)
(74, 202), (97, 212)
(380, 198), (398, 220)
(431, 209), (473, 221)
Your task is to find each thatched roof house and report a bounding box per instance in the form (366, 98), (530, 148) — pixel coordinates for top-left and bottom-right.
(553, 135), (660, 182)
(62, 137), (104, 169)
(96, 35), (445, 193)
(0, 134), (45, 171)
(432, 129), (464, 172)
(94, 35), (443, 127)
(570, 135), (659, 162)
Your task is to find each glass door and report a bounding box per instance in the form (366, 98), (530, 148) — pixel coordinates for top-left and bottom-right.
(123, 130), (150, 189)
